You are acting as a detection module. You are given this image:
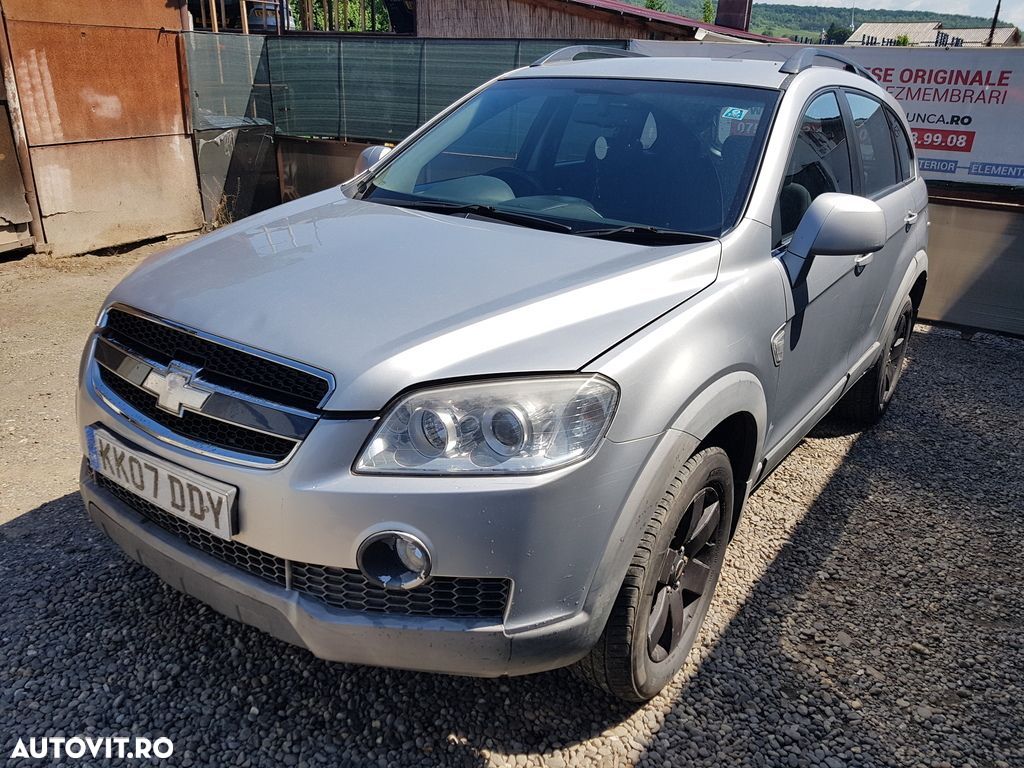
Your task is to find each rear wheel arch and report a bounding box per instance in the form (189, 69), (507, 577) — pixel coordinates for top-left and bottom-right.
(909, 271), (927, 313)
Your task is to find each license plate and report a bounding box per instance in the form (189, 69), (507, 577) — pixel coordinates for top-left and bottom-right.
(86, 427), (238, 539)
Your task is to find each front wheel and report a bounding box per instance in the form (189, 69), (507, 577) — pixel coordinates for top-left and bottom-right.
(836, 296), (915, 426)
(573, 447), (734, 702)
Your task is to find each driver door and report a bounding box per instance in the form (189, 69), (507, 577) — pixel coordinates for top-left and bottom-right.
(766, 91), (865, 467)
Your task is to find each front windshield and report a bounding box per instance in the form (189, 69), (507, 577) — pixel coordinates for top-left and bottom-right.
(361, 77), (779, 239)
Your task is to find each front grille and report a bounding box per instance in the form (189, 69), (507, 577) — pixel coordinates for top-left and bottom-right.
(99, 366), (296, 463)
(95, 474), (510, 622)
(103, 308), (330, 412)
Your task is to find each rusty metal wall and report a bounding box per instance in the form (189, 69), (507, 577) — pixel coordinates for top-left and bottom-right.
(920, 203), (1024, 337)
(31, 136), (201, 255)
(7, 22), (186, 144)
(0, 0), (201, 256)
(0, 0), (183, 30)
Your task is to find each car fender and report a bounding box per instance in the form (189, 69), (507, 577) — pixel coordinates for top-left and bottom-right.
(578, 371), (768, 634)
(669, 370), (768, 474)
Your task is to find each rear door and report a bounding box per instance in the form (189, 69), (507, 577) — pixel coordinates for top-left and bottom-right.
(841, 90), (923, 356)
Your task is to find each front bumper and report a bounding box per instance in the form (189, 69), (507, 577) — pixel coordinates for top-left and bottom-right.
(79, 362), (667, 675)
(85, 472), (603, 676)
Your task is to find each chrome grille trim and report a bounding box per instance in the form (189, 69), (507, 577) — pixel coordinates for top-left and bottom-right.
(91, 361), (301, 468)
(95, 336), (318, 440)
(88, 305), (336, 468)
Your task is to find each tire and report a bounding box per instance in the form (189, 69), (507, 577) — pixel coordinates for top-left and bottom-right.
(836, 296), (915, 426)
(573, 446), (734, 702)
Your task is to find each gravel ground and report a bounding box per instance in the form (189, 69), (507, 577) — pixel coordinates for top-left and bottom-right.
(1, 247), (1022, 767)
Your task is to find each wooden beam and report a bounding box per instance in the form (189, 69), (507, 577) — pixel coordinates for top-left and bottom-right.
(0, 11), (45, 245)
(240, 0), (250, 34)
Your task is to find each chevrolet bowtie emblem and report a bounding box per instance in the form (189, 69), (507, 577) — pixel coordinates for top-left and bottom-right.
(142, 363), (212, 416)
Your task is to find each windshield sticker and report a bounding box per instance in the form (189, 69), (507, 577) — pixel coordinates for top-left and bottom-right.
(722, 107), (749, 121)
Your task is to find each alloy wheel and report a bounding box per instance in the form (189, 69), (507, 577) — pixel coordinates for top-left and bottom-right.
(882, 307), (913, 404)
(647, 485), (724, 663)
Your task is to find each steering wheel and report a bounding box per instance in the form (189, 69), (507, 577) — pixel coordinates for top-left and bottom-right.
(485, 167), (543, 197)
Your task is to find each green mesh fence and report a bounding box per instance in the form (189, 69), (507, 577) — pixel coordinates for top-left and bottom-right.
(185, 33), (626, 141)
(185, 33), (274, 128)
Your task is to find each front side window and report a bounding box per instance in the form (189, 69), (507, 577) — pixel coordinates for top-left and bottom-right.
(775, 92), (853, 245)
(361, 77), (779, 240)
(846, 92), (900, 196)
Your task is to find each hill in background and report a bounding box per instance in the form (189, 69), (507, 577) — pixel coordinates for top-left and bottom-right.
(632, 2), (1009, 41)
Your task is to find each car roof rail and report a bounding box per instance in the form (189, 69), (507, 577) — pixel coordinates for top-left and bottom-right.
(779, 47), (876, 82)
(530, 45), (646, 67)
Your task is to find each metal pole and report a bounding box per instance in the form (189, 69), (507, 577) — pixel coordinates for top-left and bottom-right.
(986, 0), (1001, 46)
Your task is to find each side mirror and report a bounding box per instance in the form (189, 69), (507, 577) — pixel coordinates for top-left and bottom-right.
(787, 193), (886, 261)
(353, 145), (392, 176)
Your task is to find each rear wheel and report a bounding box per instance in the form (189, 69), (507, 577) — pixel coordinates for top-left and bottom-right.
(836, 296), (915, 426)
(573, 447), (734, 702)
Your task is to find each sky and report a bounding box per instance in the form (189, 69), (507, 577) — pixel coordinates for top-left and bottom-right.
(763, 0), (1022, 28)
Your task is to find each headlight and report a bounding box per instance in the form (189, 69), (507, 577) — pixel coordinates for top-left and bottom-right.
(355, 375), (618, 475)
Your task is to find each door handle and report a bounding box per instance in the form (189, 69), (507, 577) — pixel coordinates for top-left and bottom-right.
(904, 211), (919, 231)
(854, 252), (874, 271)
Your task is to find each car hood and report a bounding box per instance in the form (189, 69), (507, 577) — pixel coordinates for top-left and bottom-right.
(107, 189), (721, 411)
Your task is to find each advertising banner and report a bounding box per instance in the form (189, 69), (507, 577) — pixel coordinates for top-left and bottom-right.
(841, 47), (1023, 187)
(630, 41), (1024, 188)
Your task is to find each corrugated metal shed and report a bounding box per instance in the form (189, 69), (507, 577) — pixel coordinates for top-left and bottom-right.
(848, 21), (941, 45)
(848, 20), (1021, 47)
(952, 26), (1021, 45)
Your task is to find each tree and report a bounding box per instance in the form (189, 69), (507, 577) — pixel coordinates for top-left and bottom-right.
(895, 33), (911, 46)
(701, 0), (716, 24)
(288, 0), (392, 32)
(645, 0), (669, 11)
(825, 21), (853, 43)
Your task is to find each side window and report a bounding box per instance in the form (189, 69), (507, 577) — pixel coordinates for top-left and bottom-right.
(846, 92), (900, 195)
(775, 92), (852, 246)
(886, 107), (915, 182)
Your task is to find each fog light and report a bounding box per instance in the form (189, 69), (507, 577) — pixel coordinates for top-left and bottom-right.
(357, 531), (432, 590)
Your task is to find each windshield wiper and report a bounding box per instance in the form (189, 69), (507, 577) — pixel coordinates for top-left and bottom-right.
(573, 225), (715, 245)
(377, 197), (574, 233)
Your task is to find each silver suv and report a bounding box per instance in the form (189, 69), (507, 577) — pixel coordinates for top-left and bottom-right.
(78, 47), (928, 701)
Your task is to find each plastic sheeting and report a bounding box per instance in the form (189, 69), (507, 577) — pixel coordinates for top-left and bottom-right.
(185, 33), (625, 141)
